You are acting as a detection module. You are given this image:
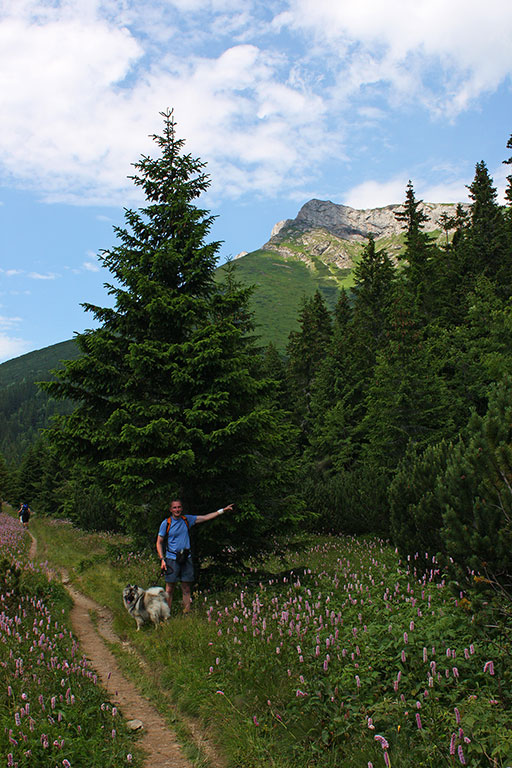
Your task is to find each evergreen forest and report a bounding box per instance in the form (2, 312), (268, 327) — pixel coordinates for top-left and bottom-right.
(2, 113), (511, 609)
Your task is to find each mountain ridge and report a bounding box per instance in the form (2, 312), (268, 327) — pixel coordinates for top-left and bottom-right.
(259, 199), (467, 269)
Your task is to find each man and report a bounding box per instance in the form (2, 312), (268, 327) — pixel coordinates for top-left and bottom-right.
(18, 502), (31, 529)
(156, 499), (233, 614)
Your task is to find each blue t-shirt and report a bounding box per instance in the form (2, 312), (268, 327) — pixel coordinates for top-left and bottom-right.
(158, 515), (197, 558)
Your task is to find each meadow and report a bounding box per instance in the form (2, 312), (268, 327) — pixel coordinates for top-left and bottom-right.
(4, 511), (512, 768)
(0, 512), (143, 768)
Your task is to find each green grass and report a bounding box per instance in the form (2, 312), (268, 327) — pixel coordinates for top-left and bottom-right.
(218, 250), (356, 350)
(27, 515), (512, 768)
(0, 511), (145, 768)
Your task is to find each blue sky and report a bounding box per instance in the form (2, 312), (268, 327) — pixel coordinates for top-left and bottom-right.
(1, 0), (511, 362)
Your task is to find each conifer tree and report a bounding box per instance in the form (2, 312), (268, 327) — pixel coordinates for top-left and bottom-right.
(466, 161), (508, 291)
(306, 289), (354, 473)
(395, 182), (434, 272)
(440, 379), (512, 597)
(430, 203), (473, 325)
(502, 133), (512, 254)
(0, 453), (10, 503)
(504, 134), (512, 207)
(389, 440), (450, 555)
(452, 203), (470, 247)
(395, 182), (437, 319)
(361, 291), (454, 472)
(286, 290), (332, 445)
(15, 442), (46, 507)
(351, 235), (395, 353)
(259, 343), (292, 412)
(324, 238), (395, 464)
(45, 111), (301, 557)
(36, 442), (66, 517)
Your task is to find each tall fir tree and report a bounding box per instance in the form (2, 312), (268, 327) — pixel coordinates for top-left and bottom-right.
(360, 291), (454, 473)
(15, 441), (46, 507)
(307, 290), (354, 474)
(44, 111), (301, 559)
(466, 161), (508, 293)
(394, 181), (437, 319)
(395, 182), (434, 271)
(308, 239), (396, 472)
(504, 133), (512, 207)
(0, 453), (10, 504)
(502, 133), (512, 258)
(286, 290), (332, 446)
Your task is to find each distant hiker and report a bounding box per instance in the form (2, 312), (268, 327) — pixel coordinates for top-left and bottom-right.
(18, 502), (31, 529)
(156, 499), (233, 614)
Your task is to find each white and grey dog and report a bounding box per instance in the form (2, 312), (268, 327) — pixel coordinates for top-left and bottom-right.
(122, 584), (171, 630)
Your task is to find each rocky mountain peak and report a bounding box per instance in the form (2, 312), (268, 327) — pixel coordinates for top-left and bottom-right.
(260, 198), (469, 270)
(268, 199), (467, 245)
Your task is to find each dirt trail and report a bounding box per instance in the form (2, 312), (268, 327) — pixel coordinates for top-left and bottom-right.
(28, 532), (221, 768)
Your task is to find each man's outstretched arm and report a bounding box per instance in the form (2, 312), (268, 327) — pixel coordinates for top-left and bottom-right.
(195, 503), (234, 524)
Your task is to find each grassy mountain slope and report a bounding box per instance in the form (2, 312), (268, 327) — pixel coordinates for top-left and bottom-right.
(221, 228), (411, 350)
(0, 339), (79, 388)
(218, 248), (356, 349)
(0, 339), (79, 463)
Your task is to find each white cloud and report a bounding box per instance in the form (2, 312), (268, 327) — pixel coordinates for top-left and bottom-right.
(28, 272), (61, 280)
(343, 177), (409, 208)
(0, 334), (31, 363)
(0, 2), (336, 206)
(0, 315), (23, 329)
(279, 0), (512, 111)
(0, 269), (24, 276)
(344, 175), (471, 209)
(0, 0), (510, 214)
(421, 180), (471, 205)
(83, 260), (101, 272)
(0, 312), (29, 360)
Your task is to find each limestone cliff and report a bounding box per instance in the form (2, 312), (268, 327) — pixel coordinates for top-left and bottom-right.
(262, 199), (468, 269)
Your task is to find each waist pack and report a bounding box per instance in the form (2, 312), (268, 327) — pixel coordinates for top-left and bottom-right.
(176, 548), (191, 565)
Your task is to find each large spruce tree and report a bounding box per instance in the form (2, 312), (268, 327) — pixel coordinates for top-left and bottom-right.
(286, 290), (332, 446)
(466, 161), (508, 291)
(45, 111), (300, 557)
(395, 181), (438, 319)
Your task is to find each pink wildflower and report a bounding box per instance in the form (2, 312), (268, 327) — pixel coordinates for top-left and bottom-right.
(483, 660), (495, 675)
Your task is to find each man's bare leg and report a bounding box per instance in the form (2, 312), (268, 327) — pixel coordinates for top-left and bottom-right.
(182, 582), (192, 613)
(165, 582), (176, 612)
